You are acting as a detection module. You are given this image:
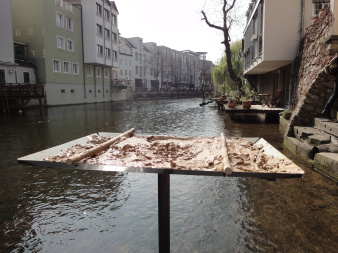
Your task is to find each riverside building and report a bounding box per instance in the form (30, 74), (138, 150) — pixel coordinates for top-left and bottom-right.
(8, 0), (212, 106)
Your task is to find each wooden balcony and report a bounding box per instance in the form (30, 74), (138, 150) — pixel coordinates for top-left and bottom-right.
(0, 83), (45, 111)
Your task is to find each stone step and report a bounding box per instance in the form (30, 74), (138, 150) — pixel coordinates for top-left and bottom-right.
(313, 152), (338, 178)
(284, 136), (338, 179)
(314, 118), (338, 137)
(293, 126), (331, 145)
(284, 136), (314, 162)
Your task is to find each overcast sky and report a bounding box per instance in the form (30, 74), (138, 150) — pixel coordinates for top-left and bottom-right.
(115, 0), (251, 64)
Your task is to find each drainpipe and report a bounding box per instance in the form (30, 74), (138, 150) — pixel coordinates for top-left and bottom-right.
(300, 0), (304, 40)
(102, 0), (105, 98)
(288, 0), (305, 108)
(73, 4), (86, 99)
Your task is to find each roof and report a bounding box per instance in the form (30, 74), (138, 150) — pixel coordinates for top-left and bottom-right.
(110, 1), (119, 14)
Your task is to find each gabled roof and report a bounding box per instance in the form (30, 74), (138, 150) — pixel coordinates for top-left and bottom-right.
(119, 37), (135, 49)
(143, 46), (151, 53)
(110, 1), (119, 14)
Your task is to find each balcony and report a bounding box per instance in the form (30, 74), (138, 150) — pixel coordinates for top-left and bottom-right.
(244, 34), (263, 71)
(0, 83), (44, 98)
(111, 79), (130, 89)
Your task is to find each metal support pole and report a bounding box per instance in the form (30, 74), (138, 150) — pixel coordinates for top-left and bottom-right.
(158, 173), (170, 253)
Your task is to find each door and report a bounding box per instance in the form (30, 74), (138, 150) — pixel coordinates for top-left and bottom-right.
(0, 69), (5, 83)
(23, 72), (30, 83)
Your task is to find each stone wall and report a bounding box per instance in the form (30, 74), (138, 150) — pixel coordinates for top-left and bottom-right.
(286, 5), (338, 136)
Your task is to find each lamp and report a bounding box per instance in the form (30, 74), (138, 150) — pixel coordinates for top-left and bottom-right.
(8, 70), (13, 74)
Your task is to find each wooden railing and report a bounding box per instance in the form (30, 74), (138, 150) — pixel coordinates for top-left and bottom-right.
(0, 84), (44, 98)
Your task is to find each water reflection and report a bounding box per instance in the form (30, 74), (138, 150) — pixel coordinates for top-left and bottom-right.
(0, 98), (337, 252)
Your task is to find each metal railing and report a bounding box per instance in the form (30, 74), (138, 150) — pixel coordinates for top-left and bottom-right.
(244, 34), (263, 70)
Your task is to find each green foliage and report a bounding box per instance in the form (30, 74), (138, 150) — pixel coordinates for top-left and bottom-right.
(240, 83), (258, 102)
(212, 40), (243, 96)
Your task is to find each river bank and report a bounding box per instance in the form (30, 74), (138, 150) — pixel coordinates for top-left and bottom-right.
(0, 98), (337, 252)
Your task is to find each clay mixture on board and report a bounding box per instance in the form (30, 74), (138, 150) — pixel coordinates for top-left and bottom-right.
(44, 134), (301, 174)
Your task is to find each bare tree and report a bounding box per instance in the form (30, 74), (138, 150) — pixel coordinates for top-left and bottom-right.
(201, 0), (242, 89)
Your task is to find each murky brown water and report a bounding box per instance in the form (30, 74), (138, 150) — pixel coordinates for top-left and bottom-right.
(0, 98), (337, 252)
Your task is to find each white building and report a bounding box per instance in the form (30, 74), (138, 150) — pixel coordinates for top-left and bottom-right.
(243, 0), (330, 107)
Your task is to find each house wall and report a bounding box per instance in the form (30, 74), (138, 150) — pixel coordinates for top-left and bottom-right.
(12, 0), (45, 80)
(0, 0), (15, 64)
(263, 0), (301, 62)
(330, 0), (338, 36)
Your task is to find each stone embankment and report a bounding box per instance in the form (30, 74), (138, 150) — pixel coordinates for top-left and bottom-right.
(283, 116), (338, 181)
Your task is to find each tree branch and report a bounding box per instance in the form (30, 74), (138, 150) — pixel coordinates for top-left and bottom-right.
(201, 11), (223, 31)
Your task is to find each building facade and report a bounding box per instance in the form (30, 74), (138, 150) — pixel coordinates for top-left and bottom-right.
(118, 38), (213, 92)
(0, 0), (36, 85)
(243, 0), (330, 107)
(11, 0), (123, 105)
(9, 0), (212, 105)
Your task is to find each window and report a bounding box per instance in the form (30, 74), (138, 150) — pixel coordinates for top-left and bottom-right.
(96, 67), (101, 77)
(140, 67), (142, 77)
(312, 1), (329, 16)
(55, 0), (63, 8)
(125, 70), (127, 76)
(67, 39), (74, 51)
(135, 52), (138, 61)
(56, 12), (64, 28)
(104, 68), (109, 78)
(96, 24), (103, 37)
(72, 63), (79, 75)
(105, 48), (111, 58)
(120, 69), (123, 75)
(135, 66), (138, 75)
(97, 45), (103, 57)
(96, 3), (102, 16)
(112, 32), (117, 43)
(66, 17), (73, 31)
(53, 59), (61, 72)
(112, 14), (117, 25)
(57, 36), (65, 49)
(87, 66), (92, 76)
(105, 29), (110, 40)
(104, 9), (110, 20)
(63, 61), (70, 74)
(113, 50), (117, 61)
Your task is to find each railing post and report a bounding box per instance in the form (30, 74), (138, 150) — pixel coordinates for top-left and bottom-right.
(158, 174), (170, 253)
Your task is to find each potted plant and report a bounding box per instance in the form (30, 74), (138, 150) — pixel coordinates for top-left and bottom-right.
(240, 85), (258, 109)
(227, 90), (240, 108)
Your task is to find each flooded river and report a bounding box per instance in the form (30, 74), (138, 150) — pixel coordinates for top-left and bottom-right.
(0, 98), (337, 252)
